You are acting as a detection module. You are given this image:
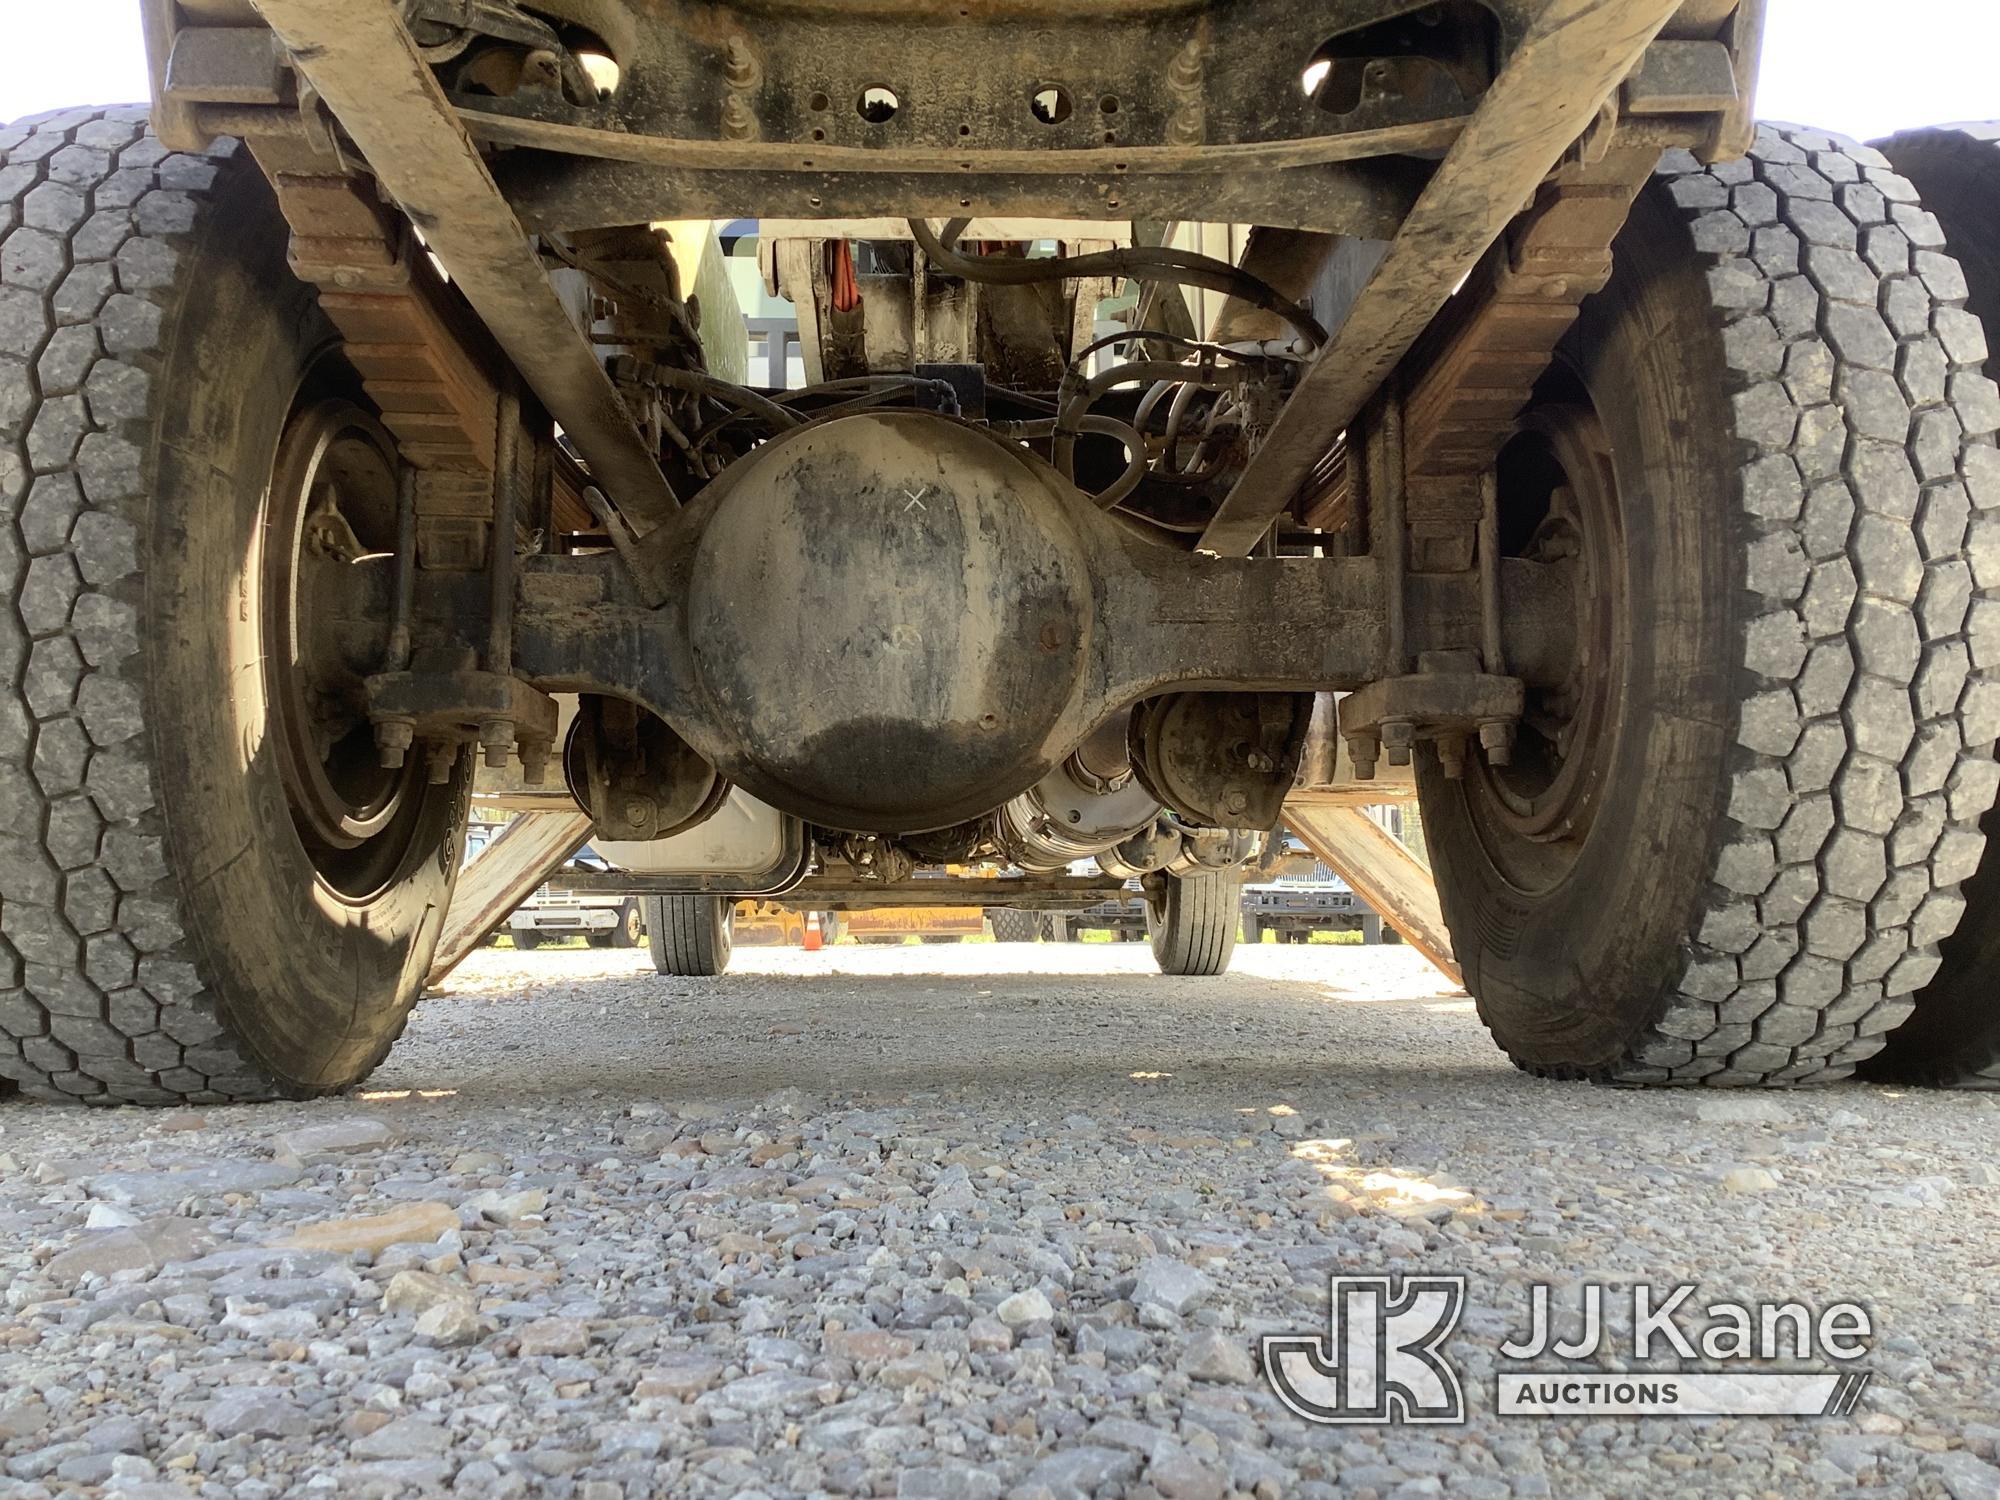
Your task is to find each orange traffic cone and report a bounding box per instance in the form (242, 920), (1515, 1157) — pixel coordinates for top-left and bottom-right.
(802, 911), (824, 952)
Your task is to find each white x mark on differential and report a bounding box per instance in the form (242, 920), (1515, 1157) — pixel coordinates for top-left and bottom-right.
(903, 486), (929, 513)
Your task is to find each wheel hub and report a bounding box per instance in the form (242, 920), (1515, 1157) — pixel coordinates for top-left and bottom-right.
(264, 393), (432, 897)
(1461, 400), (1623, 890)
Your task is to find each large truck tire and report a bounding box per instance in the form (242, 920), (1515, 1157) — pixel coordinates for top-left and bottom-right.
(511, 928), (545, 951)
(1146, 871), (1239, 976)
(986, 907), (1040, 942)
(644, 895), (733, 976)
(1866, 124), (2000, 1087)
(0, 110), (470, 1104)
(1421, 125), (2000, 1086)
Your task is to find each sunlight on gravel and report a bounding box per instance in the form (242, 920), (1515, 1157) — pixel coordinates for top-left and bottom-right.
(435, 940), (1465, 1005)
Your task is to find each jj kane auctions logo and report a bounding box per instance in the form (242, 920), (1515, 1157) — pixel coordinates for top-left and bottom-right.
(1263, 1277), (1873, 1424)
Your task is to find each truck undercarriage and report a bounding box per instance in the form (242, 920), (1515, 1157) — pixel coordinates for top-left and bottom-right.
(4, 0), (2000, 1100)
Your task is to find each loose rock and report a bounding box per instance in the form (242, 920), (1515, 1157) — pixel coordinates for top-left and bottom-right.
(1180, 1329), (1255, 1383)
(0, 940), (1991, 1500)
(278, 1201), (458, 1253)
(274, 1117), (396, 1162)
(1133, 1257), (1214, 1316)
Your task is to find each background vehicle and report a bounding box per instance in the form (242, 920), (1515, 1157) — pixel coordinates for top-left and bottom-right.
(992, 860), (1147, 943)
(847, 908), (987, 945)
(1028, 835), (1397, 947)
(1242, 872), (1384, 945)
(507, 848), (646, 950)
(1047, 893), (1149, 944)
(635, 851), (1235, 973)
(984, 908), (1050, 944)
(1240, 831), (1388, 944)
(11, 1), (2000, 1102)
(729, 903), (836, 946)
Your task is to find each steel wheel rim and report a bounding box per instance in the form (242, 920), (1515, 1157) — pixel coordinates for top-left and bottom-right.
(1458, 396), (1625, 896)
(263, 392), (433, 902)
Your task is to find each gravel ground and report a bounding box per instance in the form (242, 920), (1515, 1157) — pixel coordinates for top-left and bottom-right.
(2, 941), (1998, 1500)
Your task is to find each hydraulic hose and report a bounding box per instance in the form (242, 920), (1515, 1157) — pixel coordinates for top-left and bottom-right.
(907, 218), (1328, 349)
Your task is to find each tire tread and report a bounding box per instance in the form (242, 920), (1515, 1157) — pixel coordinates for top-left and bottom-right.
(1500, 124), (2000, 1086)
(0, 109), (303, 1104)
(645, 895), (731, 976)
(1148, 872), (1239, 976)
(1865, 121), (2000, 1088)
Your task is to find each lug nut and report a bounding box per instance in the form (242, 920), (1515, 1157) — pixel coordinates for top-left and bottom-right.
(1381, 720), (1415, 768)
(1439, 733), (1468, 781)
(426, 742), (459, 785)
(1479, 719), (1516, 767)
(519, 738), (550, 786)
(374, 718), (415, 770)
(1345, 733), (1379, 781)
(478, 718), (516, 772)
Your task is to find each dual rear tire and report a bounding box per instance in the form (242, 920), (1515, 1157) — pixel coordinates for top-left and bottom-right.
(1423, 126), (2000, 1085)
(1864, 124), (2000, 1087)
